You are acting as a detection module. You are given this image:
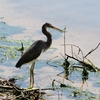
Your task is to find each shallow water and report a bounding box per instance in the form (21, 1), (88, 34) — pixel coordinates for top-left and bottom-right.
(0, 0), (100, 99)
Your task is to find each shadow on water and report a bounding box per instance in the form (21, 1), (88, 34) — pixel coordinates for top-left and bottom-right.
(0, 21), (26, 37)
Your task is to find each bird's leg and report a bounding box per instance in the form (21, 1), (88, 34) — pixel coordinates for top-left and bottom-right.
(30, 61), (35, 88)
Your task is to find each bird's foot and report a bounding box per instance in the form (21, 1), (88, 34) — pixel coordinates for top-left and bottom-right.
(25, 87), (37, 91)
(27, 85), (36, 90)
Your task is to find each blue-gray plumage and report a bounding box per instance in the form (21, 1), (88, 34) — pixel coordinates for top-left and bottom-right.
(15, 23), (63, 88)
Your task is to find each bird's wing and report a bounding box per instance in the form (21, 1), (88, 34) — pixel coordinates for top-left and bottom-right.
(16, 40), (45, 68)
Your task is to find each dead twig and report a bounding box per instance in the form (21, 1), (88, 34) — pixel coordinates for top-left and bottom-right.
(63, 27), (67, 58)
(85, 43), (100, 58)
(47, 56), (58, 67)
(61, 44), (84, 61)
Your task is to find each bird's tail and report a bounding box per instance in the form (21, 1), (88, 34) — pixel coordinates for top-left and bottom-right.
(15, 61), (22, 68)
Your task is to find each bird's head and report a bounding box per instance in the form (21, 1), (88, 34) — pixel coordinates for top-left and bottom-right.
(44, 23), (63, 33)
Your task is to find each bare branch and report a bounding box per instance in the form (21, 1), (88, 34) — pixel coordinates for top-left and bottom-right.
(85, 43), (100, 58)
(61, 44), (84, 61)
(47, 56), (58, 67)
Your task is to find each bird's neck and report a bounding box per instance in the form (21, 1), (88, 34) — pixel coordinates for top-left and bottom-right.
(42, 26), (52, 49)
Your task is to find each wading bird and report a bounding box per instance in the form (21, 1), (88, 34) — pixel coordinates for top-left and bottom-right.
(15, 23), (63, 88)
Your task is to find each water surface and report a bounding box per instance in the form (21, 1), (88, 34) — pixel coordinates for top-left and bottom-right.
(0, 0), (100, 99)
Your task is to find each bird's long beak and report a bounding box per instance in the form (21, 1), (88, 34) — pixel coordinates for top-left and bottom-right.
(50, 25), (63, 33)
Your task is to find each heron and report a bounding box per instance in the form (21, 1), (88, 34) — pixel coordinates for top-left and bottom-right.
(15, 23), (63, 88)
